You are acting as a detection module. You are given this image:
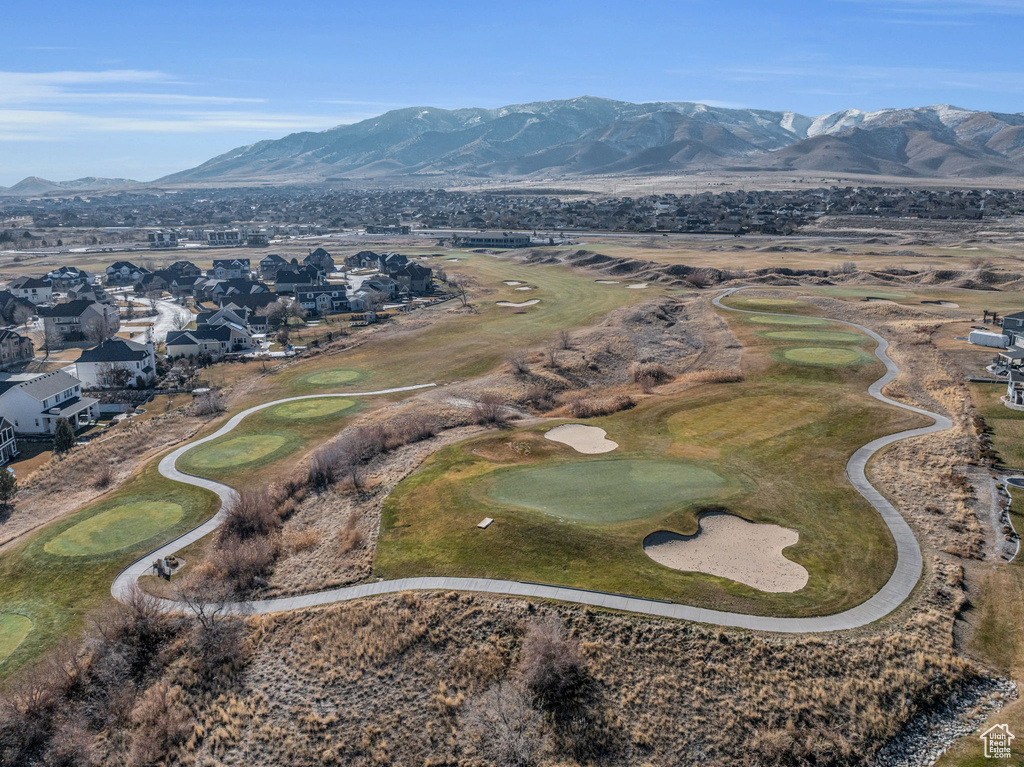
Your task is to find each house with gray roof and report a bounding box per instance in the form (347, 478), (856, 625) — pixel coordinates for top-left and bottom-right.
(0, 370), (98, 434)
(75, 337), (156, 388)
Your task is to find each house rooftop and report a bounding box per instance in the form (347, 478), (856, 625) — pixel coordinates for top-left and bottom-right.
(77, 337), (149, 363)
(0, 370), (80, 400)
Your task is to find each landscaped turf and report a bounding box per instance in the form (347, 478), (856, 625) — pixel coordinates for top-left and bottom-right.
(776, 346), (873, 367)
(745, 314), (832, 326)
(762, 330), (867, 343)
(301, 369), (361, 386)
(44, 502), (184, 557)
(265, 398), (356, 420)
(0, 613), (32, 665)
(178, 432), (295, 472)
(486, 459), (729, 523)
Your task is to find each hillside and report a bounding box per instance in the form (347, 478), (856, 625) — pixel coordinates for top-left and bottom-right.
(157, 97), (1024, 184)
(0, 176), (141, 197)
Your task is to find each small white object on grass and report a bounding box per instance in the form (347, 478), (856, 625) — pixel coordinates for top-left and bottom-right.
(477, 518), (494, 529)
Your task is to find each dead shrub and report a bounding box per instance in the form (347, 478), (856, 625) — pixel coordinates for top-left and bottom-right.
(283, 528), (320, 554)
(460, 681), (549, 767)
(92, 462), (115, 490)
(473, 392), (510, 428)
(517, 616), (586, 709)
(678, 368), (744, 384)
(524, 383), (557, 412)
(220, 488), (280, 543)
(507, 349), (529, 375)
(629, 360), (673, 392)
(337, 510), (364, 555)
(191, 390), (226, 416)
(215, 535), (278, 594)
(565, 393), (634, 418)
(557, 329), (573, 350)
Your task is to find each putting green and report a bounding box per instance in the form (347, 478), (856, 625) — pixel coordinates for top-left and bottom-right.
(734, 298), (805, 308)
(819, 287), (907, 299)
(763, 330), (866, 343)
(0, 613), (32, 664)
(44, 502), (184, 557)
(746, 314), (831, 326)
(181, 433), (291, 470)
(777, 346), (872, 367)
(303, 369), (361, 386)
(487, 459), (728, 523)
(266, 398), (356, 420)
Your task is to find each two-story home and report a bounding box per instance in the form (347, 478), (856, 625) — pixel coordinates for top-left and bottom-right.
(259, 254), (290, 280)
(0, 291), (37, 325)
(166, 323), (253, 360)
(295, 286), (349, 316)
(105, 261), (151, 285)
(389, 262), (433, 294)
(45, 266), (92, 290)
(0, 371), (98, 435)
(166, 260), (203, 278)
(274, 267), (325, 294)
(37, 300), (120, 342)
(210, 259), (251, 280)
(75, 337), (156, 388)
(8, 276), (52, 305)
(304, 248), (336, 275)
(0, 330), (34, 371)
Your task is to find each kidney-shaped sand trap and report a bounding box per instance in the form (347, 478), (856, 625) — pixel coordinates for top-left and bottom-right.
(643, 513), (808, 593)
(544, 424), (618, 454)
(496, 299), (540, 307)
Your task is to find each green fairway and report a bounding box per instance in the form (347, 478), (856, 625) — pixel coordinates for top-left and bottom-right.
(746, 314), (831, 326)
(178, 433), (294, 472)
(762, 330), (867, 343)
(265, 398), (356, 420)
(487, 459), (729, 523)
(777, 346), (872, 367)
(817, 287), (908, 299)
(301, 369), (361, 386)
(734, 297), (805, 308)
(0, 613), (32, 664)
(44, 502), (184, 557)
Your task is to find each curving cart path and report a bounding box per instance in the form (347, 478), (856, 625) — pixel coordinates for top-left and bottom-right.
(112, 289), (951, 632)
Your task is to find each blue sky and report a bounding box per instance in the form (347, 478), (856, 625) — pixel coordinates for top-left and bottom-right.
(1, 0), (1023, 185)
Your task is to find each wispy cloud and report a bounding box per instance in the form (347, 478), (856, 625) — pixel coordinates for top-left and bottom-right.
(842, 0), (1024, 15)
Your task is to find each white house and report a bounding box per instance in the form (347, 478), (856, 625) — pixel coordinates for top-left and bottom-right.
(0, 418), (18, 465)
(75, 337), (156, 389)
(0, 371), (98, 435)
(106, 261), (151, 285)
(8, 276), (52, 305)
(165, 324), (252, 360)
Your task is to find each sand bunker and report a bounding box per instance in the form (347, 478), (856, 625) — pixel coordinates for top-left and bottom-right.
(515, 286), (534, 291)
(921, 300), (960, 308)
(644, 513), (808, 593)
(503, 280), (524, 286)
(626, 283), (649, 289)
(595, 280), (620, 284)
(496, 299), (539, 307)
(544, 424), (618, 454)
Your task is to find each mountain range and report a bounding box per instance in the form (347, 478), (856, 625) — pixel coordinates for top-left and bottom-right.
(157, 96), (1024, 184)
(0, 176), (141, 197)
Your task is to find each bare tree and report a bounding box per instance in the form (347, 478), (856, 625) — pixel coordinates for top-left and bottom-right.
(518, 615), (586, 708)
(39, 324), (64, 359)
(450, 275), (473, 307)
(558, 329), (573, 350)
(507, 349), (529, 375)
(11, 305), (32, 327)
(97, 362), (134, 388)
(171, 310), (192, 331)
(473, 391), (509, 427)
(461, 681), (548, 767)
(83, 314), (115, 345)
(545, 346), (560, 369)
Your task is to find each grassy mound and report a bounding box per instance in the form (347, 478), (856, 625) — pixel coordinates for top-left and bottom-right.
(777, 346), (872, 367)
(762, 330), (866, 343)
(733, 297), (805, 309)
(302, 369), (361, 386)
(486, 459), (727, 523)
(44, 502), (184, 557)
(179, 433), (293, 472)
(266, 398), (356, 420)
(746, 314), (831, 327)
(0, 613), (32, 664)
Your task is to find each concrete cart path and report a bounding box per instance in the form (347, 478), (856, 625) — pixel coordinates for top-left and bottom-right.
(112, 289), (949, 632)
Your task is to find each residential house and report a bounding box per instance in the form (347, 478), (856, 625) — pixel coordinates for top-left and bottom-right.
(207, 278), (269, 301)
(344, 251), (380, 270)
(1006, 370), (1024, 408)
(167, 274), (204, 298)
(166, 324), (253, 360)
(455, 231), (531, 248)
(0, 291), (37, 324)
(195, 308), (249, 329)
(0, 330), (34, 370)
(349, 287), (388, 312)
(75, 337), (156, 388)
(1002, 311), (1024, 338)
(0, 418), (17, 464)
(105, 261), (150, 285)
(259, 254), (290, 279)
(45, 266), (92, 290)
(274, 267), (324, 294)
(135, 271), (171, 294)
(295, 286), (349, 316)
(389, 262), (432, 294)
(218, 292), (280, 317)
(360, 276), (400, 299)
(67, 284), (112, 304)
(378, 252), (408, 272)
(210, 258), (251, 280)
(166, 260), (202, 277)
(8, 276), (52, 305)
(303, 247), (336, 274)
(0, 370), (98, 434)
(37, 300), (120, 342)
